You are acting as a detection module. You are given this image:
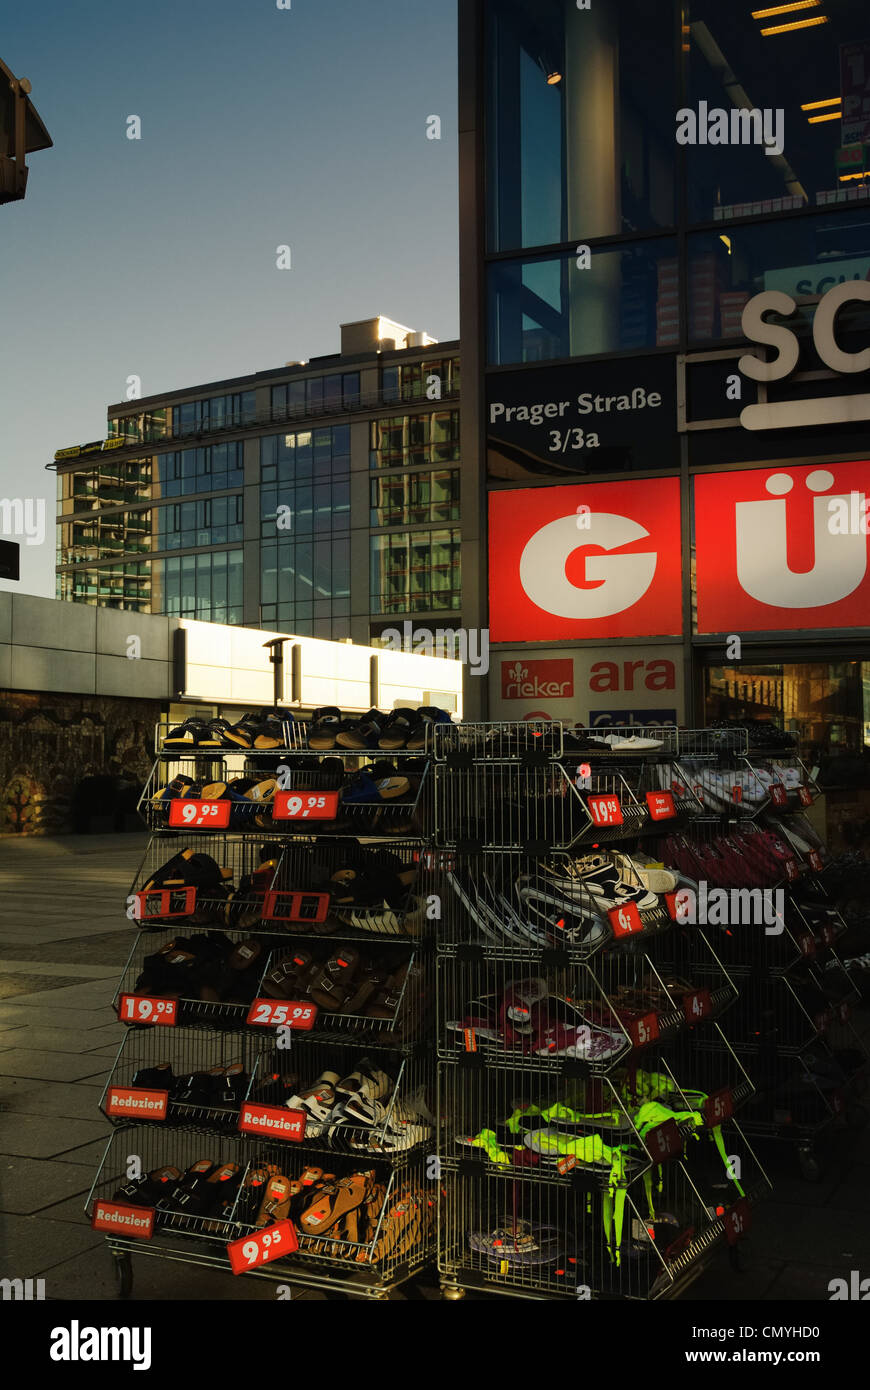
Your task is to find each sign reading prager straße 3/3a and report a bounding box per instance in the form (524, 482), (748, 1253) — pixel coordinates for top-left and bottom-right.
(487, 358), (674, 480)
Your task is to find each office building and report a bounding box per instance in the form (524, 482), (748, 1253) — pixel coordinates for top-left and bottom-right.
(54, 317), (461, 647)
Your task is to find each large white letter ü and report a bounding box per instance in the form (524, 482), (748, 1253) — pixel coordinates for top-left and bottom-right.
(735, 470), (866, 608)
(519, 512), (657, 619)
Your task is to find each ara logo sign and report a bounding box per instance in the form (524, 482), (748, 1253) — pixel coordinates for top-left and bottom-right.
(488, 479), (682, 642)
(501, 659), (574, 700)
(739, 281), (870, 431)
(695, 462), (870, 633)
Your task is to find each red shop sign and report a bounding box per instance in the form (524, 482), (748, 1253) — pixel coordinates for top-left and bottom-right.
(695, 462), (870, 635)
(488, 478), (683, 643)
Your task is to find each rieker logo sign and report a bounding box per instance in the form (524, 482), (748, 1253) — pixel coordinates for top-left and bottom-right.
(501, 658), (574, 700)
(488, 479), (682, 642)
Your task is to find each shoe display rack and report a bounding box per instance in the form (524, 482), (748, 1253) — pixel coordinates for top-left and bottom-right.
(432, 722), (771, 1301)
(654, 732), (869, 1183)
(85, 709), (438, 1300)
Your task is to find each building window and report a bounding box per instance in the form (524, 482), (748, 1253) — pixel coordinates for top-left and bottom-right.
(61, 458), (153, 515)
(157, 442), (244, 498)
(58, 561), (151, 612)
(688, 209), (870, 344)
(260, 538), (350, 639)
(370, 528), (461, 614)
(486, 0), (677, 253)
(370, 411), (461, 469)
(170, 392), (256, 439)
(687, 2), (870, 226)
(271, 373), (361, 420)
(370, 469), (459, 526)
(154, 548), (243, 625)
(380, 357), (460, 403)
(487, 239), (679, 364)
(155, 495), (243, 551)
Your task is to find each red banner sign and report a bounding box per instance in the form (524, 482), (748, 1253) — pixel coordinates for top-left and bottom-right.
(645, 791), (676, 821)
(92, 1201), (154, 1239)
(238, 1102), (306, 1142)
(106, 1087), (169, 1120)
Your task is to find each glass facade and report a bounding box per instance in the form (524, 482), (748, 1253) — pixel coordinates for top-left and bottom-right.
(271, 374), (360, 419)
(370, 470), (460, 527)
(370, 529), (462, 615)
(259, 425), (351, 638)
(370, 411), (461, 469)
(157, 550), (243, 624)
(381, 356), (461, 402)
(485, 0), (870, 365)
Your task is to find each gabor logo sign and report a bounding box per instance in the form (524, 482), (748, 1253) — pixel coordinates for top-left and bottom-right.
(695, 462), (870, 633)
(501, 658), (574, 700)
(739, 281), (870, 431)
(488, 479), (682, 642)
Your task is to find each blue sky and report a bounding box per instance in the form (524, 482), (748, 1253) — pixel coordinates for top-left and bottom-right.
(0, 0), (459, 595)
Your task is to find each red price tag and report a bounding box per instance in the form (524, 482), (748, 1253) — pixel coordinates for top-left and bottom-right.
(703, 1088), (734, 1126)
(629, 1012), (660, 1048)
(839, 1000), (851, 1023)
(587, 793), (623, 826)
(808, 850), (823, 872)
(133, 887), (196, 922)
(557, 1154), (577, 1176)
(246, 999), (318, 1030)
(785, 859), (800, 882)
(665, 890), (693, 922)
(682, 989), (713, 1024)
(731, 785), (743, 804)
(273, 790), (340, 821)
(168, 798), (231, 828)
(671, 781), (687, 797)
(608, 901), (643, 938)
(464, 1027), (477, 1053)
(798, 786), (813, 807)
(797, 932), (816, 957)
(106, 1087), (168, 1120)
(227, 1218), (298, 1275)
(118, 994), (178, 1026)
(723, 1197), (751, 1246)
(815, 1010), (832, 1034)
(769, 782), (787, 806)
(92, 1201), (154, 1240)
(261, 890), (331, 924)
(644, 1119), (683, 1163)
(645, 791), (676, 821)
(238, 1102), (306, 1142)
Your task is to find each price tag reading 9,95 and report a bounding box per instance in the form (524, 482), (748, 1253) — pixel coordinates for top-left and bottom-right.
(168, 799), (231, 829)
(587, 793), (623, 827)
(118, 994), (178, 1026)
(273, 790), (340, 821)
(227, 1218), (298, 1275)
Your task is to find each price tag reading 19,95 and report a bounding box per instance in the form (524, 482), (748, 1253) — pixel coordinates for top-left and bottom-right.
(587, 793), (623, 827)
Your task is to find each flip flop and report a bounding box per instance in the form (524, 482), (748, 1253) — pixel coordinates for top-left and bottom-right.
(298, 1170), (373, 1235)
(255, 1173), (294, 1227)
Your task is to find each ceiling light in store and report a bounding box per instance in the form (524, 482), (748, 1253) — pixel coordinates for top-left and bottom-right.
(807, 110), (841, 123)
(751, 0), (820, 16)
(546, 71), (562, 85)
(759, 15), (829, 35)
(800, 97), (840, 110)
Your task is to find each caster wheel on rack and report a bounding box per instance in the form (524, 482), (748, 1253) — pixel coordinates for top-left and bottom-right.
(112, 1254), (133, 1300)
(440, 1285), (465, 1300)
(797, 1147), (823, 1182)
(728, 1238), (753, 1274)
